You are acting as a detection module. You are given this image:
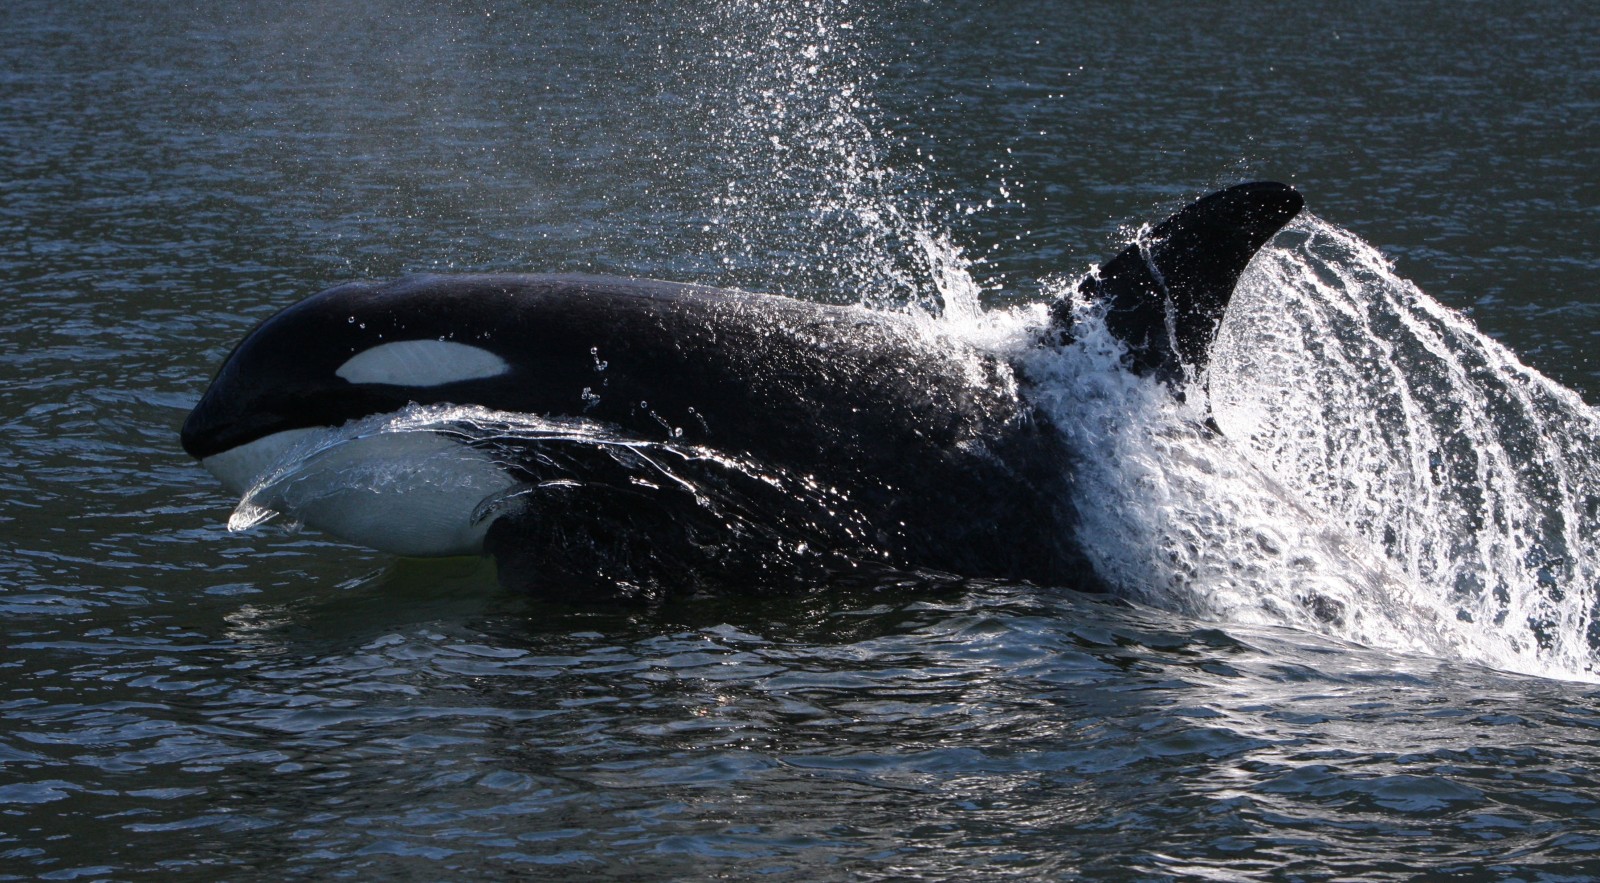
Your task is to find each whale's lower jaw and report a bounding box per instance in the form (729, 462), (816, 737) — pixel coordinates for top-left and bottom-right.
(202, 427), (519, 558)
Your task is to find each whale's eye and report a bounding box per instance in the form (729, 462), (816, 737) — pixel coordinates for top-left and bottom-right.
(336, 340), (510, 387)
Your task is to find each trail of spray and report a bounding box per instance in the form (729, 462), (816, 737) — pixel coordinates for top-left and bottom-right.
(1002, 214), (1599, 680)
(673, 3), (1591, 673)
(1014, 293), (1466, 663)
(1209, 216), (1600, 677)
(653, 1), (1600, 679)
(670, 0), (989, 318)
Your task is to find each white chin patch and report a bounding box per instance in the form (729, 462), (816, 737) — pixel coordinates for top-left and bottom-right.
(202, 427), (518, 558)
(202, 428), (323, 497)
(336, 339), (510, 387)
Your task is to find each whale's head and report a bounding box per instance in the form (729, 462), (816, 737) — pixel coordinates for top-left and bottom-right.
(180, 275), (732, 558)
(184, 276), (522, 492)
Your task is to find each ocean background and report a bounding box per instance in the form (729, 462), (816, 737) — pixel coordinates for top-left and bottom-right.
(3, 1), (1599, 879)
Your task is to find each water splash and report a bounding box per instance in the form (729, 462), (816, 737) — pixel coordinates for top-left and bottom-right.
(1211, 215), (1600, 677)
(1013, 215), (1599, 680)
(1017, 304), (1456, 656)
(673, 0), (1600, 678)
(669, 0), (991, 319)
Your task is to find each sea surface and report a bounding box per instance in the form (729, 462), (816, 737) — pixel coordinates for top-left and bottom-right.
(3, 1), (1600, 879)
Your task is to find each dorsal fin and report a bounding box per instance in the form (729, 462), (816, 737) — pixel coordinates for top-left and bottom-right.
(1054, 182), (1303, 384)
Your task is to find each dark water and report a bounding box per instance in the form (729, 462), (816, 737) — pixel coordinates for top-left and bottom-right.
(4, 1), (1599, 879)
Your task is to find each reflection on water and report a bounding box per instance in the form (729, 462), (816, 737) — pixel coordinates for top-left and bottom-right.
(7, 579), (1600, 878)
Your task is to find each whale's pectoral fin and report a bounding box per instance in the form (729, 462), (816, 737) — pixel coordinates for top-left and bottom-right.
(1054, 181), (1303, 385)
(484, 482), (696, 605)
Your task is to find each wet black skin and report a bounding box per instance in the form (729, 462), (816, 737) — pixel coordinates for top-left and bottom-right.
(184, 274), (1089, 599)
(182, 183), (1302, 602)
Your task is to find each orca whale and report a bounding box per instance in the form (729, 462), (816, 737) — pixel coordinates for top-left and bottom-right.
(181, 182), (1303, 602)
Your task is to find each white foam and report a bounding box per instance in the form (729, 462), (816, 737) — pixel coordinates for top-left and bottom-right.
(994, 215), (1600, 681)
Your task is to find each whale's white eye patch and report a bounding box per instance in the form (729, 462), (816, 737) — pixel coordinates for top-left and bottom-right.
(336, 340), (510, 387)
